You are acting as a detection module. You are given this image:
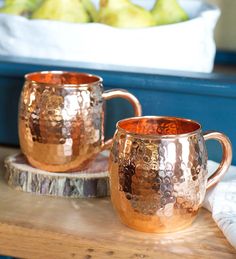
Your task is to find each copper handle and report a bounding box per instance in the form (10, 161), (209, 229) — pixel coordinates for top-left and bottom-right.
(102, 89), (142, 150)
(203, 131), (232, 190)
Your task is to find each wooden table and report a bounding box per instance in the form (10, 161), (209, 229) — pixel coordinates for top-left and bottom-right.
(0, 146), (235, 259)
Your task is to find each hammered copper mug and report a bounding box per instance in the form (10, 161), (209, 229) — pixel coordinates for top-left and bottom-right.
(109, 116), (232, 233)
(18, 71), (142, 172)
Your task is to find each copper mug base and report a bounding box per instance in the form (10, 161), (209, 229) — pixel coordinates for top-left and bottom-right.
(118, 213), (197, 233)
(112, 173), (199, 233)
(109, 116), (232, 233)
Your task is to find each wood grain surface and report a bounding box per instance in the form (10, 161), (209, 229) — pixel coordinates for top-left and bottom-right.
(0, 146), (235, 259)
(4, 152), (109, 198)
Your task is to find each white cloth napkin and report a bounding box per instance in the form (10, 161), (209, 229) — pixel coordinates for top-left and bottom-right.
(203, 161), (236, 249)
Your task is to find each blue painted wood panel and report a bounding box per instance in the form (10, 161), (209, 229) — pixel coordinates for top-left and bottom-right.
(215, 50), (236, 66)
(0, 55), (235, 164)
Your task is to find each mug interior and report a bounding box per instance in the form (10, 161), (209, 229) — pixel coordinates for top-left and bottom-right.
(25, 71), (101, 86)
(118, 117), (201, 137)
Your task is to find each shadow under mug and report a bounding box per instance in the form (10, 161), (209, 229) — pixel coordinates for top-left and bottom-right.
(109, 116), (232, 233)
(18, 71), (142, 172)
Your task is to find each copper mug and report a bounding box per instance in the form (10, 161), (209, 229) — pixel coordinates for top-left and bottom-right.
(18, 71), (142, 172)
(109, 116), (232, 233)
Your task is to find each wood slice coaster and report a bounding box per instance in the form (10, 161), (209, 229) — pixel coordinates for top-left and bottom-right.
(4, 152), (110, 198)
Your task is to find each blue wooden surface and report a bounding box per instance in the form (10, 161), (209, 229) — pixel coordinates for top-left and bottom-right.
(0, 55), (235, 164)
(215, 50), (236, 66)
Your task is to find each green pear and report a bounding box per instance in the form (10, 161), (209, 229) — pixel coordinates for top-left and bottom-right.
(0, 0), (42, 15)
(0, 4), (27, 15)
(5, 0), (43, 10)
(151, 0), (189, 25)
(31, 0), (90, 23)
(81, 0), (98, 22)
(98, 0), (156, 28)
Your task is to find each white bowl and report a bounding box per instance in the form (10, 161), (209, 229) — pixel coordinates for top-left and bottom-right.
(0, 0), (220, 73)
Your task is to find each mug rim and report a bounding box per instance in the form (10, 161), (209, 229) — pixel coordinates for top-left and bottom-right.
(116, 116), (202, 139)
(24, 71), (103, 88)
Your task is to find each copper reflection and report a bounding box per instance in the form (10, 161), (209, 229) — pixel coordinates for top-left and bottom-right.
(109, 116), (232, 233)
(18, 71), (142, 172)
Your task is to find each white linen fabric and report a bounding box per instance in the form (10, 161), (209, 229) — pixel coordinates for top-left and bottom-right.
(204, 161), (236, 249)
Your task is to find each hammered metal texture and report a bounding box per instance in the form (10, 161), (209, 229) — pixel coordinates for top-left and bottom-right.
(19, 72), (104, 172)
(109, 117), (208, 233)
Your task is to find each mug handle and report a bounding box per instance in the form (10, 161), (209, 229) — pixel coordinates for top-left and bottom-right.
(203, 131), (232, 190)
(101, 89), (142, 150)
